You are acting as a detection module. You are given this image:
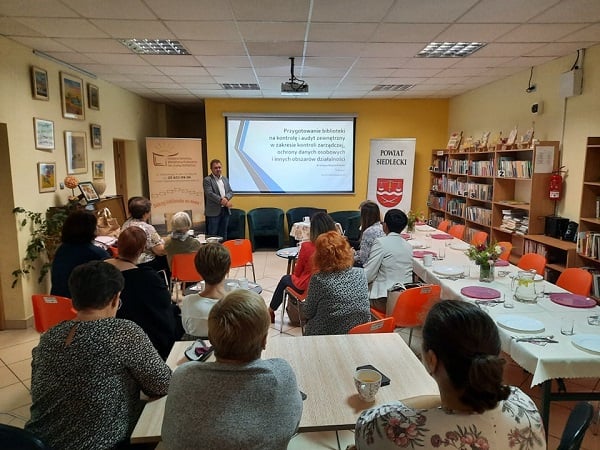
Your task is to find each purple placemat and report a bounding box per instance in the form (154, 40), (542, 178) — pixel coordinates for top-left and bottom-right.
(413, 250), (437, 258)
(550, 293), (597, 308)
(400, 233), (411, 239)
(461, 286), (501, 299)
(431, 234), (453, 240)
(494, 260), (509, 267)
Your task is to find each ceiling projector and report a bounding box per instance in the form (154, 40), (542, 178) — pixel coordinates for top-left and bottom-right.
(281, 81), (309, 95)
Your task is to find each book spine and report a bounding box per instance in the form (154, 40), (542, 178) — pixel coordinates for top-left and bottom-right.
(596, 196), (600, 219)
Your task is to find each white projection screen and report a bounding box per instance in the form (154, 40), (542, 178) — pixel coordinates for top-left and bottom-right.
(225, 113), (356, 194)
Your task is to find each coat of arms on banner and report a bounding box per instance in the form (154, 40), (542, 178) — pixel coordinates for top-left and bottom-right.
(376, 178), (403, 207)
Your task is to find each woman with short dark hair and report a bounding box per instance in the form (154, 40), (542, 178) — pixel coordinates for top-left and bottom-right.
(354, 201), (384, 267)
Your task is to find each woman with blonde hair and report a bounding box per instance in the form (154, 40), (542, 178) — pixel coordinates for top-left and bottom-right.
(303, 231), (370, 335)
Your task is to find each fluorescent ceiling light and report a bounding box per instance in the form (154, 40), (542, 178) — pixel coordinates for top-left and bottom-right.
(372, 84), (415, 92)
(119, 39), (190, 55)
(417, 42), (486, 58)
(221, 83), (260, 90)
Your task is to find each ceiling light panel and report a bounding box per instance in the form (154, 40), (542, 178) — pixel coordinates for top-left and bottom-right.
(417, 42), (487, 58)
(119, 39), (190, 55)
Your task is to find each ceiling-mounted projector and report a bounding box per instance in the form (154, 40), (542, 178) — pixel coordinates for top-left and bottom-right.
(281, 57), (309, 95)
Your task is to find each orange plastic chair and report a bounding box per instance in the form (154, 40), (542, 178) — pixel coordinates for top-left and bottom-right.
(556, 268), (593, 296)
(437, 220), (450, 232)
(471, 231), (488, 246)
(223, 239), (256, 282)
(170, 253), (203, 301)
(31, 294), (77, 333)
(448, 224), (465, 240)
(349, 317), (395, 334)
(282, 286), (307, 334)
(497, 241), (513, 261)
(371, 284), (441, 346)
(517, 253), (547, 277)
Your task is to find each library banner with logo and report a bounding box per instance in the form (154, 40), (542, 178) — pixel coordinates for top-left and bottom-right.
(367, 138), (416, 214)
(146, 138), (204, 234)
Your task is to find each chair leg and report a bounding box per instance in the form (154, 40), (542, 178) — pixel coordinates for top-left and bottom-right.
(280, 292), (287, 333)
(408, 329), (413, 347)
(297, 301), (305, 336)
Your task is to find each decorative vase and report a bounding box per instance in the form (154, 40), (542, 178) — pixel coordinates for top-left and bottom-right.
(92, 179), (107, 197)
(479, 261), (494, 283)
(407, 220), (416, 233)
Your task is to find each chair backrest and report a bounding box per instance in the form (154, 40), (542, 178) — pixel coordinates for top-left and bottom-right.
(170, 252), (202, 284)
(349, 317), (395, 334)
(226, 208), (246, 240)
(0, 423), (51, 450)
(557, 401), (594, 450)
(556, 268), (593, 296)
(497, 241), (513, 261)
(223, 239), (253, 267)
(247, 208), (285, 249)
(448, 224), (465, 239)
(31, 294), (77, 333)
(437, 220), (450, 232)
(329, 210), (361, 240)
(471, 231), (488, 246)
(517, 253), (547, 276)
(285, 207), (327, 232)
(391, 284), (441, 328)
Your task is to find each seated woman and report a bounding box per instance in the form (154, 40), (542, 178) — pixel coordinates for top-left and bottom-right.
(26, 261), (171, 450)
(106, 226), (179, 359)
(304, 231), (370, 335)
(354, 200), (384, 267)
(268, 211), (337, 323)
(162, 289), (303, 450)
(164, 211), (201, 268)
(353, 300), (545, 449)
(180, 242), (231, 339)
(50, 210), (110, 298)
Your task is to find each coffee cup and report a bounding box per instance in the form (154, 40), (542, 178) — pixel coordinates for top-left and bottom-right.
(303, 216), (310, 223)
(224, 281), (239, 292)
(238, 277), (249, 289)
(354, 368), (382, 402)
(423, 254), (433, 267)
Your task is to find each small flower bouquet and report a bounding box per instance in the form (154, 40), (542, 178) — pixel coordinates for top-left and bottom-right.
(406, 210), (426, 232)
(465, 242), (502, 282)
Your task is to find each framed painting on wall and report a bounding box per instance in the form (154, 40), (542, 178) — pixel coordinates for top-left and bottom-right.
(60, 72), (85, 120)
(31, 66), (49, 100)
(92, 160), (105, 179)
(37, 162), (56, 192)
(33, 118), (55, 150)
(88, 83), (99, 110)
(90, 123), (102, 148)
(65, 131), (87, 174)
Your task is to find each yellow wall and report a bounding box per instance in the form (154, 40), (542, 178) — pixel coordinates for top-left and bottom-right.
(205, 98), (449, 214)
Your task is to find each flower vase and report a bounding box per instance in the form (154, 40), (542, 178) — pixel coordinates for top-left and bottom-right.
(407, 221), (416, 233)
(479, 262), (494, 283)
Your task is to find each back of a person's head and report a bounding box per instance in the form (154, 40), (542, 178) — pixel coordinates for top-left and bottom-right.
(360, 201), (381, 230)
(313, 230), (354, 273)
(171, 211), (192, 232)
(309, 212), (337, 242)
(422, 300), (510, 413)
(61, 210), (97, 244)
(384, 209), (407, 233)
(69, 261), (124, 310)
(117, 226), (147, 260)
(128, 196), (151, 219)
(208, 290), (269, 362)
(194, 243), (231, 285)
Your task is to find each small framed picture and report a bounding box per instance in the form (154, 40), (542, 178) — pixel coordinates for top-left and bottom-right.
(37, 162), (56, 192)
(90, 123), (102, 149)
(65, 131), (87, 174)
(31, 66), (49, 100)
(88, 83), (99, 110)
(60, 72), (85, 120)
(33, 118), (55, 150)
(92, 160), (105, 179)
(78, 181), (99, 202)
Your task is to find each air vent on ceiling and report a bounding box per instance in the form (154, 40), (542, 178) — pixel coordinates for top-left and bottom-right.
(417, 42), (486, 58)
(119, 39), (190, 55)
(221, 83), (260, 90)
(372, 84), (415, 92)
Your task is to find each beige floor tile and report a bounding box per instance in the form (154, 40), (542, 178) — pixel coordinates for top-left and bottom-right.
(9, 359), (32, 382)
(288, 430), (355, 450)
(0, 340), (38, 365)
(0, 366), (19, 388)
(0, 328), (40, 350)
(0, 382), (32, 411)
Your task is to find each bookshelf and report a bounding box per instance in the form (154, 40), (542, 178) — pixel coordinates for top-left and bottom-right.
(523, 234), (577, 283)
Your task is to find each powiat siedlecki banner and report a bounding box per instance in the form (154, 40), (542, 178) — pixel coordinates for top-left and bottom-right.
(367, 138), (416, 214)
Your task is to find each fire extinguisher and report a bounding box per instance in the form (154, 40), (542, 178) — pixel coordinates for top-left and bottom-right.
(549, 167), (565, 200)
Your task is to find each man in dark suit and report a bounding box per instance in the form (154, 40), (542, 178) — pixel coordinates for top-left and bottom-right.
(203, 159), (234, 240)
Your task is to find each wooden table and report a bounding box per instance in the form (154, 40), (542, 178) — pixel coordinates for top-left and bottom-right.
(131, 333), (438, 443)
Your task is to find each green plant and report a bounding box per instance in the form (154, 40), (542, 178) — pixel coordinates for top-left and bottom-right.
(465, 242), (502, 265)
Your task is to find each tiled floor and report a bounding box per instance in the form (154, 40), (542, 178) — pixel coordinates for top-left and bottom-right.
(1, 249), (599, 449)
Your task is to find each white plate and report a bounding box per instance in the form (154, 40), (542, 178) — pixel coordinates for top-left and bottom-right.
(496, 315), (545, 333)
(415, 224), (431, 231)
(433, 266), (464, 276)
(450, 242), (470, 251)
(408, 240), (425, 248)
(508, 272), (544, 282)
(571, 334), (600, 355)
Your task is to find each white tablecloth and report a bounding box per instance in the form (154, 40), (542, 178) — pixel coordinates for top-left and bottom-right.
(290, 221), (344, 241)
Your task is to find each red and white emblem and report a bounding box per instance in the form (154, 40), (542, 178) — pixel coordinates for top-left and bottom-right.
(376, 178), (403, 207)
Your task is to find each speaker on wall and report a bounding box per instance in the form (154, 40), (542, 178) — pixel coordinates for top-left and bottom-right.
(563, 221), (578, 242)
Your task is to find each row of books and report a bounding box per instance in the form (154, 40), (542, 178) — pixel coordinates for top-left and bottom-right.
(467, 182), (493, 201)
(499, 209), (529, 235)
(430, 158), (447, 172)
(448, 159), (469, 175)
(576, 231), (600, 260)
(447, 178), (468, 196)
(447, 198), (466, 217)
(427, 193), (446, 211)
(466, 206), (492, 226)
(524, 240), (548, 258)
(469, 160), (494, 177)
(497, 158), (532, 178)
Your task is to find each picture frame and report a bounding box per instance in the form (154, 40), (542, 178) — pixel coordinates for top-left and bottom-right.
(90, 123), (102, 148)
(37, 162), (56, 192)
(60, 72), (85, 120)
(31, 66), (49, 100)
(78, 181), (99, 203)
(33, 118), (55, 150)
(92, 160), (105, 179)
(87, 83), (99, 110)
(64, 131), (87, 174)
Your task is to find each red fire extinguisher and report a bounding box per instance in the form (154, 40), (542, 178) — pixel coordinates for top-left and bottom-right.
(549, 167), (565, 200)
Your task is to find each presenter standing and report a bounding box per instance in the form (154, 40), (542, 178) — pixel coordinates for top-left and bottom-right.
(203, 159), (234, 241)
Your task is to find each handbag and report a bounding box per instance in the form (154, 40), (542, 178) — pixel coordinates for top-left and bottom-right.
(386, 282), (424, 316)
(96, 207), (121, 238)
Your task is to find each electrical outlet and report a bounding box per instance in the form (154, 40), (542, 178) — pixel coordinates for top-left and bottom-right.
(59, 182), (65, 189)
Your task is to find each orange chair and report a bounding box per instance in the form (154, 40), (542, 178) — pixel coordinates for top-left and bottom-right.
(471, 231), (488, 246)
(497, 241), (513, 261)
(556, 268), (593, 296)
(448, 224), (465, 239)
(437, 220), (450, 232)
(517, 253), (547, 277)
(282, 286), (307, 334)
(170, 252), (203, 301)
(349, 317), (395, 334)
(222, 239), (256, 282)
(31, 294), (77, 333)
(371, 284), (441, 346)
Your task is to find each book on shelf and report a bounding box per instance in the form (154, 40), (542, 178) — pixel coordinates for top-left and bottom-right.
(447, 132), (462, 151)
(521, 128), (534, 146)
(506, 126), (518, 146)
(596, 196), (600, 219)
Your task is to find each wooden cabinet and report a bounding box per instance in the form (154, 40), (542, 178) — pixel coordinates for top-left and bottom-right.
(523, 234), (577, 282)
(91, 195), (127, 226)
